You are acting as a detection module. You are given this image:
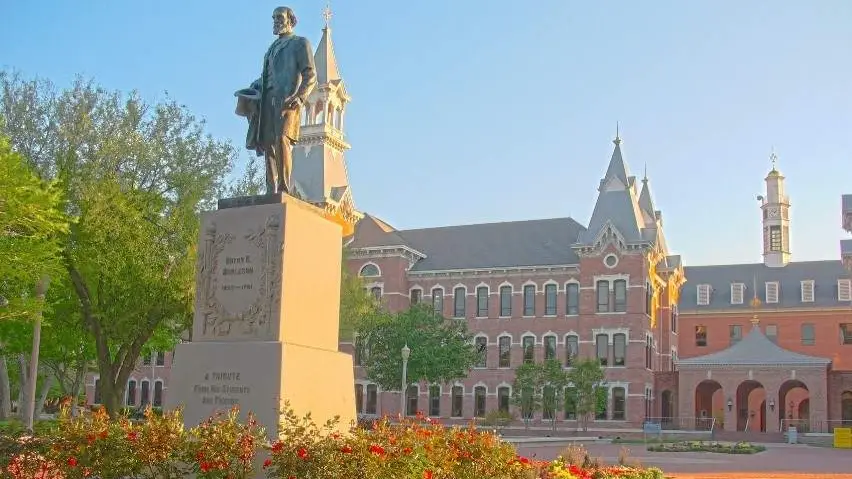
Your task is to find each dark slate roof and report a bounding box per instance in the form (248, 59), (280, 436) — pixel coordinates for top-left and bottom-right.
(677, 324), (830, 368)
(354, 217), (587, 272)
(680, 260), (850, 311)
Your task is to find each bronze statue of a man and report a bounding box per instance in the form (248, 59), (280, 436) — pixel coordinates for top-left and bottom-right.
(237, 6), (317, 195)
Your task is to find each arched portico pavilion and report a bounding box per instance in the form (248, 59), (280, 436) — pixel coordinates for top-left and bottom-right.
(676, 320), (830, 432)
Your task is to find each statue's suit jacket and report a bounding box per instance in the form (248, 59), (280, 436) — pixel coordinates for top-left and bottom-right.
(246, 34), (316, 152)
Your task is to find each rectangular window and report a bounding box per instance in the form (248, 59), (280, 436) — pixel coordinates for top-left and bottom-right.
(645, 337), (653, 369)
(523, 285), (536, 316)
(429, 385), (440, 417)
(695, 325), (707, 347)
(355, 384), (364, 414)
(405, 386), (418, 416)
(566, 283), (579, 315)
(498, 336), (511, 368)
(613, 333), (626, 367)
(801, 323), (815, 345)
(476, 286), (488, 317)
(841, 324), (852, 345)
(800, 281), (815, 303)
(645, 285), (653, 315)
(153, 382), (163, 407)
(731, 283), (745, 305)
(156, 351), (165, 366)
(499, 285), (512, 316)
(139, 380), (149, 406)
(497, 386), (510, 413)
(769, 225), (782, 251)
(544, 284), (557, 315)
(613, 280), (627, 312)
(596, 281), (610, 312)
(596, 334), (608, 367)
(451, 386), (463, 417)
(475, 337), (487, 368)
(522, 336), (535, 363)
(432, 288), (444, 314)
(411, 289), (422, 305)
(544, 336), (556, 360)
(474, 387), (486, 418)
(766, 324), (778, 344)
(565, 335), (578, 366)
(612, 387), (626, 421)
(126, 380), (136, 406)
(697, 284), (710, 306)
(370, 286), (382, 301)
(143, 354), (152, 366)
(366, 385), (378, 414)
(453, 287), (466, 317)
(670, 305), (678, 333)
(729, 325), (742, 345)
(765, 282), (780, 304)
(839, 279), (852, 302)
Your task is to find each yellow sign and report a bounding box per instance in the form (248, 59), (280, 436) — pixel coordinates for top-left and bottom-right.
(833, 427), (852, 448)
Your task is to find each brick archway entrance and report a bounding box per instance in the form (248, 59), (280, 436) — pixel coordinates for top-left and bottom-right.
(676, 323), (830, 433)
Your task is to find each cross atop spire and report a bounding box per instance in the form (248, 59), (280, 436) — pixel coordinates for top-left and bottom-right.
(613, 122), (622, 146)
(770, 147), (778, 171)
(322, 2), (333, 29)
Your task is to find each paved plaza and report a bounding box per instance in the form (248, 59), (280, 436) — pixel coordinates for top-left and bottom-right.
(514, 442), (852, 478)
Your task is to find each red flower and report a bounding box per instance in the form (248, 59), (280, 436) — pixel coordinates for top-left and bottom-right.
(200, 461), (211, 473)
(127, 431), (138, 442)
(271, 441), (284, 453)
(263, 458), (272, 469)
(423, 470), (433, 479)
(340, 445), (353, 453)
(98, 430), (108, 439)
(403, 447), (413, 455)
(369, 444), (385, 455)
(297, 447), (308, 460)
(86, 433), (96, 444)
(67, 457), (78, 467)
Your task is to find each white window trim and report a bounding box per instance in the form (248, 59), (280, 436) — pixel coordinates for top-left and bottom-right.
(697, 284), (711, 306)
(358, 262), (381, 278)
(800, 280), (815, 303)
(765, 281), (780, 304)
(730, 283), (745, 305)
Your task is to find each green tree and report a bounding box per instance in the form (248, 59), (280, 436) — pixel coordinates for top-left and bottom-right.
(356, 304), (479, 392)
(540, 359), (569, 431)
(565, 358), (606, 431)
(511, 362), (542, 428)
(1, 71), (235, 416)
(338, 249), (379, 341)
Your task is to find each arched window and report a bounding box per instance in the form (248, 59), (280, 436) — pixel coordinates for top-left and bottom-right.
(359, 263), (380, 277)
(153, 381), (163, 407)
(126, 380), (136, 406)
(405, 385), (418, 416)
(474, 386), (487, 417)
(140, 380), (150, 405)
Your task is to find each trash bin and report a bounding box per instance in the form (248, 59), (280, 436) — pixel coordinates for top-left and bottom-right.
(788, 426), (798, 444)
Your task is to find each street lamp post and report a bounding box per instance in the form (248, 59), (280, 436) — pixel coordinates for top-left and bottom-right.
(400, 344), (410, 416)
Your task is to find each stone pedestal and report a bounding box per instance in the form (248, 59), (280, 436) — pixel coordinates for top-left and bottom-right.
(166, 193), (356, 438)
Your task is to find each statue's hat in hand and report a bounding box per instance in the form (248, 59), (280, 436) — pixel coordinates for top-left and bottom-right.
(234, 88), (261, 117)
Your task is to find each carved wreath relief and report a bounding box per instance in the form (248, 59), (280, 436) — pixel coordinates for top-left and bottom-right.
(196, 214), (283, 339)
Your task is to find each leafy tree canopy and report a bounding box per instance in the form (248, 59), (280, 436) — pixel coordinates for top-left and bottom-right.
(356, 304), (479, 392)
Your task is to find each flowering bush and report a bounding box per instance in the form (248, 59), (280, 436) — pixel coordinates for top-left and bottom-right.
(1, 405), (663, 479)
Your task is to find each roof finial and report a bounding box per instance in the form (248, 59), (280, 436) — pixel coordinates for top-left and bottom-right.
(770, 147), (778, 171)
(642, 163), (648, 182)
(613, 122), (622, 146)
(322, 1), (333, 29)
(750, 274), (761, 327)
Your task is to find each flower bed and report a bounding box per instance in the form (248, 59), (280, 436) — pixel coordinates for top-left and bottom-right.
(2, 405), (664, 479)
(647, 440), (765, 454)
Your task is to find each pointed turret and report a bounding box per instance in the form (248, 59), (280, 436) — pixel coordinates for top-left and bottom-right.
(577, 133), (648, 246)
(314, 23), (341, 85)
(638, 169), (655, 216)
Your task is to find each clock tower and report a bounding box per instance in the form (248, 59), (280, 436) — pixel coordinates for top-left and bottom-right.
(760, 151), (791, 267)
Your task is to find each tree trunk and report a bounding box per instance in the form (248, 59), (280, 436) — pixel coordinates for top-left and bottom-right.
(70, 365), (86, 417)
(0, 354), (11, 419)
(24, 274), (50, 431)
(35, 373), (54, 417)
(17, 354), (28, 418)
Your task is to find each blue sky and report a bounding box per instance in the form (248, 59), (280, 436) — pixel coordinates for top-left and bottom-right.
(3, 0), (851, 266)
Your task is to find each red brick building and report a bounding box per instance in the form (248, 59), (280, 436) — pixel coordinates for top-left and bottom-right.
(86, 19), (852, 435)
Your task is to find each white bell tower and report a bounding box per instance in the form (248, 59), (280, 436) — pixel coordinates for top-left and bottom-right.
(759, 151), (791, 267)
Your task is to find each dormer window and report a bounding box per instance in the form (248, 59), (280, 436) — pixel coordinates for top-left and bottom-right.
(730, 283), (745, 305)
(765, 282), (780, 304)
(800, 280), (815, 303)
(839, 279), (852, 302)
(697, 284), (711, 306)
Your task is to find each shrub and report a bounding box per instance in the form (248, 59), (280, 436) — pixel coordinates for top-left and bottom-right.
(647, 440), (765, 454)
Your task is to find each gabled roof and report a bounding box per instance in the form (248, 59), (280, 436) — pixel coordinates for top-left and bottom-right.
(680, 260), (850, 311)
(677, 323), (830, 368)
(349, 216), (586, 272)
(314, 26), (341, 85)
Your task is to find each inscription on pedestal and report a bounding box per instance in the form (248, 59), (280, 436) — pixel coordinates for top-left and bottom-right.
(192, 370), (252, 407)
(195, 211), (283, 341)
